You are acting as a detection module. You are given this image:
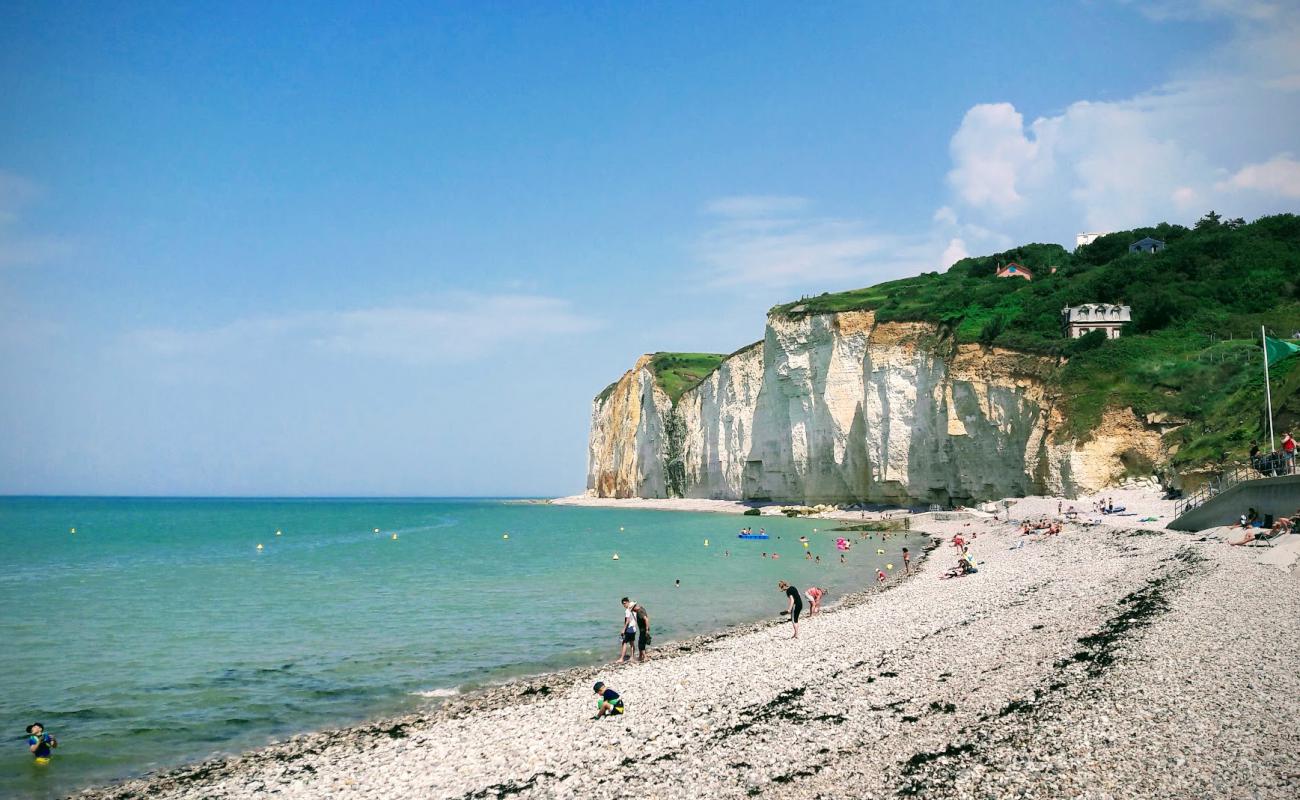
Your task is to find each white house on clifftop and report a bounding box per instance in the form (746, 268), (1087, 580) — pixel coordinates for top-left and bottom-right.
(1062, 304), (1131, 339)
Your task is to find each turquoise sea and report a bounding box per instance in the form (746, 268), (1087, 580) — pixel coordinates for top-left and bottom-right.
(0, 497), (923, 798)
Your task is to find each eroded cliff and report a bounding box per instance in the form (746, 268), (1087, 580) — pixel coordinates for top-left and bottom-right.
(586, 311), (1168, 503)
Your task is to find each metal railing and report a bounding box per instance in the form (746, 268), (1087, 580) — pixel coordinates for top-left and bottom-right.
(1174, 462), (1289, 518)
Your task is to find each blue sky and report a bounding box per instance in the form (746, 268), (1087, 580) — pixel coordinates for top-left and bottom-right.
(2, 1), (1298, 495)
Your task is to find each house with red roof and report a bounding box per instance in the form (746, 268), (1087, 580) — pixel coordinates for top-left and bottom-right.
(995, 262), (1033, 281)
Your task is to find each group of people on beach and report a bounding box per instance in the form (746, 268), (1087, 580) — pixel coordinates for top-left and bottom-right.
(1231, 507), (1299, 545)
(1019, 518), (1062, 537)
(617, 597), (651, 663)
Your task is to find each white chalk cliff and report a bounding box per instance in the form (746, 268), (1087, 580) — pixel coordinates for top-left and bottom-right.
(586, 310), (1166, 503)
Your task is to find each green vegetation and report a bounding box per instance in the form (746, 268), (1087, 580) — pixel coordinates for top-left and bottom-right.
(647, 352), (728, 403)
(773, 213), (1300, 465)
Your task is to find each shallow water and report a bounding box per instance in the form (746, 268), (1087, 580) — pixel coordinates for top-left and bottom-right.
(0, 497), (924, 798)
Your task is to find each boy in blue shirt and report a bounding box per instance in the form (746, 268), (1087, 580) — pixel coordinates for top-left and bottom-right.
(26, 723), (57, 764)
(592, 682), (625, 719)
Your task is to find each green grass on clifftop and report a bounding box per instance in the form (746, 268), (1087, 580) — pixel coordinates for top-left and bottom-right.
(770, 212), (1300, 465)
(648, 352), (727, 402)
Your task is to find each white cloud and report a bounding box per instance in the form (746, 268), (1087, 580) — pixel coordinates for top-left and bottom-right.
(940, 238), (970, 269)
(122, 293), (601, 369)
(1219, 154), (1300, 198)
(947, 103), (1047, 217)
(943, 8), (1300, 243)
(693, 200), (951, 290)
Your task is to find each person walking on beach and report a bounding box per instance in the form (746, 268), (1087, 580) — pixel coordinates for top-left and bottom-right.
(617, 598), (638, 663)
(902, 547), (911, 574)
(625, 598), (651, 661)
(777, 580), (803, 638)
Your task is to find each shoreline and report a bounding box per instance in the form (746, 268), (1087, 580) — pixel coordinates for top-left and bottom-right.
(70, 537), (941, 799)
(551, 487), (1183, 529)
(71, 518), (1300, 799)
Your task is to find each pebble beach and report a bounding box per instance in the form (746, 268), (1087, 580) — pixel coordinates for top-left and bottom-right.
(71, 508), (1300, 800)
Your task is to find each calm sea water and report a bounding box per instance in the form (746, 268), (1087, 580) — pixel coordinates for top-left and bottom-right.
(0, 497), (923, 798)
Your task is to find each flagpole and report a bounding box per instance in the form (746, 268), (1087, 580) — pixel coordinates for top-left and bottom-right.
(1262, 325), (1275, 453)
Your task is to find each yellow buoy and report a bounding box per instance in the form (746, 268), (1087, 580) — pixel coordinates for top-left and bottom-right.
(802, 541), (809, 549)
(612, 553), (620, 560)
(391, 533), (398, 540)
(374, 528), (380, 533)
(704, 539), (709, 547)
(70, 527), (77, 534)
(275, 529), (282, 536)
(877, 548), (885, 554)
(886, 563), (894, 570)
(619, 527), (625, 532)
(502, 533), (509, 539)
(256, 543), (264, 550)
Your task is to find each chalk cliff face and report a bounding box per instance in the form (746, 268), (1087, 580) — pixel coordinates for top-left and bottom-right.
(586, 311), (1167, 503)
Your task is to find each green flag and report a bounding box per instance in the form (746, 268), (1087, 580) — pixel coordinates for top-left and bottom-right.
(1265, 336), (1300, 366)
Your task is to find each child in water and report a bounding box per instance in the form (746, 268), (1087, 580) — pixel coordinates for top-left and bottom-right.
(26, 723), (57, 764)
(592, 681), (625, 719)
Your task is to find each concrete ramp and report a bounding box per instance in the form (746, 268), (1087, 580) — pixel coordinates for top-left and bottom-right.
(1169, 473), (1300, 531)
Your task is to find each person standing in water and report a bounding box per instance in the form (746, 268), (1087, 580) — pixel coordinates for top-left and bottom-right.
(617, 597), (638, 663)
(26, 723), (57, 764)
(626, 598), (651, 662)
(777, 580), (803, 638)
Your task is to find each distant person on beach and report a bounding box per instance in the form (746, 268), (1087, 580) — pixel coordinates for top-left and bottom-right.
(777, 580), (802, 638)
(1239, 508), (1259, 528)
(26, 723), (56, 763)
(804, 586), (824, 615)
(1250, 440), (1261, 468)
(626, 598), (651, 661)
(591, 681), (625, 719)
(617, 597), (638, 663)
(876, 569), (887, 584)
(902, 547), (911, 574)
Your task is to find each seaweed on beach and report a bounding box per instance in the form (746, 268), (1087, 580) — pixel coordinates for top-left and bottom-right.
(898, 742), (976, 796)
(717, 686), (840, 739)
(1057, 546), (1204, 677)
(519, 685), (551, 697)
(460, 770), (561, 799)
(378, 723), (407, 739)
(771, 764), (823, 784)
